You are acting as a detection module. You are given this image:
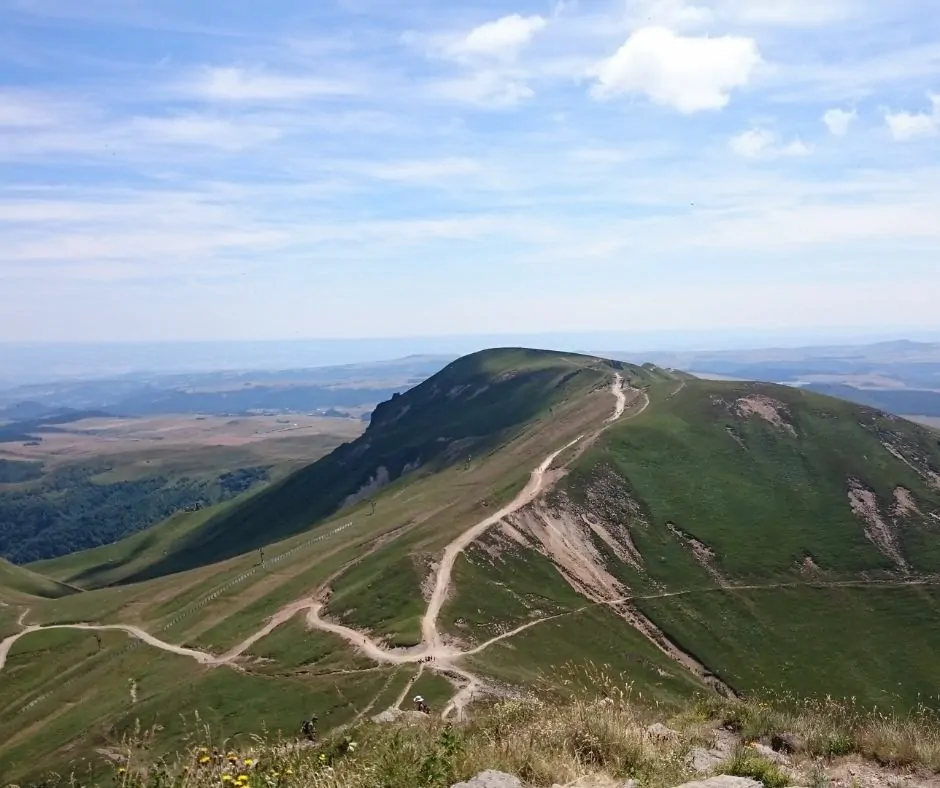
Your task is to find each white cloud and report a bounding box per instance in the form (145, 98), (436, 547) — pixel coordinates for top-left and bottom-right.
(590, 26), (761, 113)
(445, 14), (547, 61)
(427, 71), (534, 107)
(346, 157), (480, 182)
(884, 93), (940, 140)
(822, 107), (856, 136)
(0, 90), (86, 128)
(729, 128), (811, 159)
(130, 115), (283, 150)
(186, 67), (362, 102)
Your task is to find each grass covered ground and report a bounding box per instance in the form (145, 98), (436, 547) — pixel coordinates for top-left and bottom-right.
(6, 352), (940, 785)
(635, 584), (940, 709)
(14, 674), (940, 788)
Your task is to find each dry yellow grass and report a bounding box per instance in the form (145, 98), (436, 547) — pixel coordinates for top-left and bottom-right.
(13, 669), (940, 788)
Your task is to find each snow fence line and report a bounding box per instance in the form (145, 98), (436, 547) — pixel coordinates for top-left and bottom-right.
(15, 521), (353, 715)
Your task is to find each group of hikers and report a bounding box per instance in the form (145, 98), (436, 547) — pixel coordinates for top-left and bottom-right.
(300, 696), (431, 742)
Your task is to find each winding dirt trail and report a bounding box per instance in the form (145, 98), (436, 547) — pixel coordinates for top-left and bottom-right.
(420, 434), (586, 651)
(0, 374), (639, 717)
(0, 623), (220, 672)
(421, 374), (629, 652)
(9, 368), (933, 721)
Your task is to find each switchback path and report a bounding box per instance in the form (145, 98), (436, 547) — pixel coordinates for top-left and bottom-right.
(0, 375), (636, 718)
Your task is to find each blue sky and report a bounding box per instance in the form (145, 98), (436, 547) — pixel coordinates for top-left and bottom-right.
(1, 0), (939, 342)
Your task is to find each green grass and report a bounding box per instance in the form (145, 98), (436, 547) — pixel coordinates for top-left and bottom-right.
(0, 557), (79, 600)
(569, 379), (940, 582)
(717, 749), (790, 788)
(245, 617), (373, 675)
(441, 548), (592, 644)
(28, 502), (239, 589)
(466, 604), (705, 706)
(11, 350), (940, 781)
(326, 549), (427, 647)
(636, 585), (940, 709)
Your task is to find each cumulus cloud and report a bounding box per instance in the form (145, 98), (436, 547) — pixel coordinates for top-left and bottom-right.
(884, 93), (940, 140)
(822, 107), (856, 136)
(729, 128), (810, 159)
(590, 26), (761, 113)
(445, 14), (547, 61)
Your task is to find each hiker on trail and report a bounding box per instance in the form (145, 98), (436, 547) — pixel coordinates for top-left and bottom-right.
(413, 695), (430, 715)
(301, 715), (318, 743)
(259, 548), (265, 565)
(94, 633), (102, 651)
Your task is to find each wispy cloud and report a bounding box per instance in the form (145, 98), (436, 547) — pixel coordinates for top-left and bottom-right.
(183, 66), (364, 102)
(729, 128), (810, 159)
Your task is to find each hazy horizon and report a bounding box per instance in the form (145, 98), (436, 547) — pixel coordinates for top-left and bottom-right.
(4, 327), (940, 386)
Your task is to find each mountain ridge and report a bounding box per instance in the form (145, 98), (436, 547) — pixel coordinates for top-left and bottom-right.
(3, 348), (940, 782)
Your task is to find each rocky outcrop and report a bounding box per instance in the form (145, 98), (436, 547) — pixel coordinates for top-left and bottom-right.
(452, 772), (523, 788)
(673, 779), (763, 788)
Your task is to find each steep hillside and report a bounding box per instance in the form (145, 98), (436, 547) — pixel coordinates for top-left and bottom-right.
(452, 377), (940, 707)
(0, 558), (79, 602)
(118, 349), (636, 581)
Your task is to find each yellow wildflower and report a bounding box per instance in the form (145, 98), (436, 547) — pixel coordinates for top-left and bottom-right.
(199, 756), (211, 764)
(118, 768), (126, 775)
(244, 758), (254, 766)
(222, 776), (234, 783)
(285, 769), (294, 776)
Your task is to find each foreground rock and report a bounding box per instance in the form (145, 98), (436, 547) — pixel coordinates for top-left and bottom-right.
(452, 772), (523, 788)
(672, 778), (763, 788)
(686, 747), (727, 773)
(647, 722), (680, 742)
(553, 777), (637, 788)
(370, 707), (429, 725)
(770, 732), (807, 754)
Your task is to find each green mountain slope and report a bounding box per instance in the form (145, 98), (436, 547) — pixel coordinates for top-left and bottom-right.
(118, 349), (638, 581)
(5, 350), (940, 783)
(448, 377), (940, 708)
(0, 558), (79, 602)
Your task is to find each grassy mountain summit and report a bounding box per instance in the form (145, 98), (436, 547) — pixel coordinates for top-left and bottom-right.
(2, 348), (940, 784)
(115, 348), (644, 581)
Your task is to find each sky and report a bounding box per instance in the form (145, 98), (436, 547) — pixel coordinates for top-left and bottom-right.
(1, 0), (939, 343)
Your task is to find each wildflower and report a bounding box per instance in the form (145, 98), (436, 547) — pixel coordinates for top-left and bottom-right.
(285, 769), (294, 776)
(199, 755), (212, 764)
(118, 768), (126, 775)
(244, 758), (254, 766)
(222, 776), (234, 784)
